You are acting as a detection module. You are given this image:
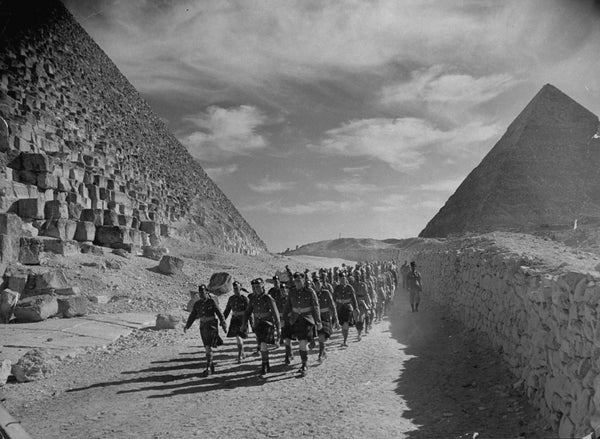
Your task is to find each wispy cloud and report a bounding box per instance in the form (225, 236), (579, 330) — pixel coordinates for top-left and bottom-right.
(372, 193), (407, 213)
(204, 164), (239, 180)
(316, 179), (378, 195)
(249, 176), (295, 193)
(178, 105), (269, 161)
(418, 178), (463, 193)
(310, 117), (500, 172)
(242, 199), (359, 215)
(342, 165), (370, 174)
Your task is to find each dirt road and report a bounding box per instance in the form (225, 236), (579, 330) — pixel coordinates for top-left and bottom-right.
(4, 298), (553, 438)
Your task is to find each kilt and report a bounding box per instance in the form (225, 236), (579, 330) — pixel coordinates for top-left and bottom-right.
(292, 315), (314, 341)
(317, 319), (333, 339)
(226, 316), (248, 339)
(280, 322), (295, 341)
(254, 320), (276, 345)
(200, 322), (223, 348)
(337, 303), (354, 326)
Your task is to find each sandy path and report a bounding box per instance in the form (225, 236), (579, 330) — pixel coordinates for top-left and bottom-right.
(4, 298), (553, 438)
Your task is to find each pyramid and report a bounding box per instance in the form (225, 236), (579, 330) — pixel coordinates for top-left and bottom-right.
(420, 84), (600, 238)
(0, 0), (266, 255)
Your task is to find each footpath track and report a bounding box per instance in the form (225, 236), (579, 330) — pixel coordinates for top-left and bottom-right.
(5, 301), (552, 438)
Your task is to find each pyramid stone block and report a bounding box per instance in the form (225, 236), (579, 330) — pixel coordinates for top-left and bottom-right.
(18, 198), (45, 219)
(44, 200), (68, 219)
(74, 221), (96, 242)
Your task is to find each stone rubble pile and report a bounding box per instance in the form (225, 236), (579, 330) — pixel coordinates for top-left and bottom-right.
(409, 244), (600, 438)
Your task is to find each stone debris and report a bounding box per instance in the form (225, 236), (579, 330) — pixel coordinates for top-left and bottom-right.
(57, 296), (88, 318)
(155, 313), (180, 330)
(208, 272), (232, 295)
(13, 294), (59, 322)
(11, 348), (59, 382)
(142, 245), (168, 261)
(0, 288), (20, 323)
(0, 359), (11, 386)
(158, 255), (183, 275)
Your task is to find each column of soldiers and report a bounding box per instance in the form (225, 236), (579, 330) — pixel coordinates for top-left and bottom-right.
(184, 259), (416, 378)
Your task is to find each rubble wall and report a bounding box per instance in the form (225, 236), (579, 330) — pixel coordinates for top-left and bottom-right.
(0, 0), (266, 256)
(406, 242), (600, 437)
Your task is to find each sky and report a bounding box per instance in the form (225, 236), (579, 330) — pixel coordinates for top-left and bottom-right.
(63, 0), (600, 252)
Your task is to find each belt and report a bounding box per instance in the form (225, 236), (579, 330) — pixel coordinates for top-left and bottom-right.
(336, 299), (351, 304)
(232, 311), (245, 316)
(293, 306), (312, 314)
(320, 307), (330, 313)
(254, 312), (272, 319)
(199, 316), (216, 323)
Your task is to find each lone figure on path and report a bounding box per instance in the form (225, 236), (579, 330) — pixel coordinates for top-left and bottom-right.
(184, 284), (227, 376)
(405, 261), (423, 312)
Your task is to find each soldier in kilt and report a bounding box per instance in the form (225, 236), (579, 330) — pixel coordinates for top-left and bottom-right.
(243, 278), (280, 376)
(333, 272), (358, 347)
(223, 281), (251, 363)
(184, 284), (227, 376)
(313, 277), (339, 362)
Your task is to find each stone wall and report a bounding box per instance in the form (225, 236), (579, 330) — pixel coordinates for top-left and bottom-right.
(402, 238), (600, 438)
(0, 0), (266, 260)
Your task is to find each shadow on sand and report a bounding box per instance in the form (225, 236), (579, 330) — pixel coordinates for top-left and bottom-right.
(388, 300), (551, 439)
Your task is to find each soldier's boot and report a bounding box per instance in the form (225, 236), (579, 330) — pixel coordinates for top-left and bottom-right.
(318, 341), (325, 361)
(260, 361), (267, 376)
(299, 350), (308, 376)
(284, 345), (293, 365)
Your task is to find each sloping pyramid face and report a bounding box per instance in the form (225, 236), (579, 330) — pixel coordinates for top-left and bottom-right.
(0, 0), (266, 254)
(420, 84), (600, 238)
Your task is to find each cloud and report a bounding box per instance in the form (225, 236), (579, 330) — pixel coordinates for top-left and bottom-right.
(372, 193), (407, 213)
(381, 66), (515, 107)
(242, 199), (359, 215)
(178, 105), (269, 161)
(249, 176), (295, 193)
(315, 179), (378, 195)
(342, 165), (370, 174)
(418, 178), (463, 193)
(310, 117), (500, 172)
(204, 164), (239, 180)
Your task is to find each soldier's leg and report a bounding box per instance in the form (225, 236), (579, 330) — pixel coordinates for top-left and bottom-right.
(260, 342), (271, 375)
(284, 337), (293, 365)
(205, 346), (213, 375)
(318, 333), (327, 361)
(342, 322), (349, 346)
(236, 335), (244, 363)
(298, 339), (309, 375)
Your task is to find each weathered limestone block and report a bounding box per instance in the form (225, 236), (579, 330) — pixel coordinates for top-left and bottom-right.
(37, 172), (57, 190)
(14, 295), (58, 322)
(118, 214), (133, 228)
(86, 184), (100, 201)
(43, 238), (79, 256)
(149, 233), (161, 247)
(57, 296), (87, 318)
(41, 219), (77, 240)
(44, 200), (68, 219)
(95, 225), (132, 247)
(17, 197), (45, 219)
(19, 237), (44, 264)
(0, 234), (19, 267)
(80, 208), (103, 225)
(6, 269), (28, 294)
(0, 289), (19, 323)
(54, 286), (81, 296)
(208, 272), (232, 295)
(74, 221), (95, 242)
(21, 152), (50, 172)
(158, 255), (184, 275)
(140, 220), (158, 235)
(0, 359), (10, 386)
(68, 202), (83, 220)
(160, 224), (170, 237)
(28, 269), (69, 296)
(11, 348), (58, 382)
(129, 228), (141, 246)
(155, 313), (179, 330)
(0, 212), (24, 236)
(142, 246), (167, 261)
(103, 209), (119, 226)
(80, 242), (104, 255)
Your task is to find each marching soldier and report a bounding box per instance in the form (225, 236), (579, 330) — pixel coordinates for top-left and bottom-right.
(223, 281), (251, 363)
(243, 278), (281, 376)
(184, 284), (227, 376)
(333, 272), (358, 347)
(313, 277), (339, 362)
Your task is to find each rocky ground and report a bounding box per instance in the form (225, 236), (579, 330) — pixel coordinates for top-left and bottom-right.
(0, 235), (559, 438)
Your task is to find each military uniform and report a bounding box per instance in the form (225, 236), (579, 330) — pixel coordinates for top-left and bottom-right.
(333, 283), (358, 325)
(316, 286), (338, 339)
(185, 294), (225, 348)
(244, 292), (280, 345)
(405, 268), (422, 311)
(224, 293), (250, 338)
(283, 285), (321, 341)
(269, 285), (290, 342)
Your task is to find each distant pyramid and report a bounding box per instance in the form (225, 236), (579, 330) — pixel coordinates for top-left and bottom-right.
(420, 84), (600, 238)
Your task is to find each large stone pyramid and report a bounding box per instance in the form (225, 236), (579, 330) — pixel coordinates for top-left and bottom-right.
(420, 84), (600, 238)
(0, 0), (267, 262)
